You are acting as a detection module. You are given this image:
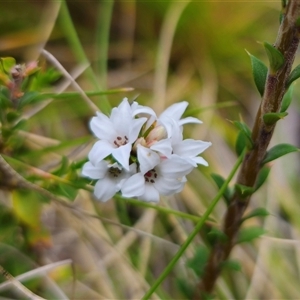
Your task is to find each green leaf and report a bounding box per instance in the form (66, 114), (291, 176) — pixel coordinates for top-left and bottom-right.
(280, 84), (293, 112)
(241, 208), (269, 223)
(237, 226), (265, 244)
(263, 112), (288, 125)
(211, 173), (231, 205)
(220, 259), (241, 272)
(235, 184), (255, 197)
(176, 279), (194, 300)
(57, 183), (78, 200)
(17, 91), (40, 109)
(246, 50), (268, 96)
(286, 64), (300, 87)
(262, 143), (299, 164)
(0, 72), (10, 86)
(235, 129), (253, 156)
(254, 166), (271, 191)
(233, 121), (253, 145)
(263, 42), (285, 73)
(208, 227), (227, 242)
(0, 57), (16, 74)
(186, 245), (209, 277)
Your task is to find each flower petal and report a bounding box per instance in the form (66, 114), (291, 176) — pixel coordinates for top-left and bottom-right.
(154, 176), (184, 195)
(159, 101), (188, 121)
(139, 183), (160, 202)
(193, 156), (209, 166)
(137, 145), (160, 174)
(111, 98), (133, 136)
(90, 112), (117, 140)
(178, 116), (202, 126)
(150, 138), (172, 157)
(82, 161), (107, 179)
(128, 117), (147, 141)
(121, 173), (145, 198)
(94, 176), (120, 202)
(88, 140), (114, 164)
(112, 143), (132, 170)
(159, 155), (193, 177)
(173, 140), (212, 157)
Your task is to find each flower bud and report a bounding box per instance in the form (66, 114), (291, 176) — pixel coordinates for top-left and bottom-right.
(146, 125), (167, 145)
(132, 137), (147, 152)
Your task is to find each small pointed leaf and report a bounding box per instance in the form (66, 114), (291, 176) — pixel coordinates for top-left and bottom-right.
(280, 84), (293, 112)
(208, 227), (227, 242)
(220, 259), (241, 272)
(246, 50), (268, 96)
(237, 226), (265, 244)
(235, 184), (255, 197)
(232, 121), (253, 146)
(254, 166), (271, 191)
(0, 57), (16, 74)
(235, 130), (253, 156)
(286, 64), (300, 87)
(186, 245), (209, 277)
(263, 42), (285, 73)
(263, 112), (288, 125)
(262, 143), (299, 164)
(211, 173), (231, 205)
(241, 208), (269, 223)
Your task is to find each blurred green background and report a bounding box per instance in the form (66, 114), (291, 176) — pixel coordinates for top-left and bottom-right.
(0, 1), (300, 299)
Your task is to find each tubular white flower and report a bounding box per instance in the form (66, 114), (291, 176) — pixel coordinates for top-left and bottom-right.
(83, 97), (211, 203)
(88, 98), (146, 170)
(121, 156), (193, 202)
(132, 100), (202, 138)
(171, 123), (212, 167)
(82, 160), (136, 202)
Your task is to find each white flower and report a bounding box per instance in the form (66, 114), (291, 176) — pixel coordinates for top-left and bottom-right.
(88, 98), (146, 170)
(82, 160), (136, 202)
(171, 123), (212, 167)
(132, 100), (201, 138)
(121, 156), (193, 202)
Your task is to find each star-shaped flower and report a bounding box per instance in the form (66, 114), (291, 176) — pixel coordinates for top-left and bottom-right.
(88, 98), (146, 170)
(82, 160), (136, 202)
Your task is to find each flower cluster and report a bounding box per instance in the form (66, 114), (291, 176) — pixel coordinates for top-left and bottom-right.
(82, 98), (211, 202)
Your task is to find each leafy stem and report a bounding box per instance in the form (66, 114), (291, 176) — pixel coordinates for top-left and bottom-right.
(194, 1), (300, 298)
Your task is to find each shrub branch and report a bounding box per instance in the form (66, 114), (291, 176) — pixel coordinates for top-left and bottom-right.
(194, 0), (300, 298)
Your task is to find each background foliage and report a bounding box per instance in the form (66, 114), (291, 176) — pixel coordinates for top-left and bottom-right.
(0, 1), (299, 299)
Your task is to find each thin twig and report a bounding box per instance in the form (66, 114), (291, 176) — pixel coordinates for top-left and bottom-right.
(0, 265), (46, 300)
(41, 49), (100, 112)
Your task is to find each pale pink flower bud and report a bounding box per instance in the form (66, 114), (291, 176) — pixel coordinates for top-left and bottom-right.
(146, 125), (167, 146)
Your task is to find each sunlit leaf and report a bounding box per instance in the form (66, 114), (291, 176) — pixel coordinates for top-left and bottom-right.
(0, 57), (16, 74)
(12, 190), (42, 228)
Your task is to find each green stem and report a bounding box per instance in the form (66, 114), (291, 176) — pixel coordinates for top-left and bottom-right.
(95, 0), (114, 90)
(116, 195), (211, 224)
(141, 149), (246, 300)
(58, 0), (111, 114)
